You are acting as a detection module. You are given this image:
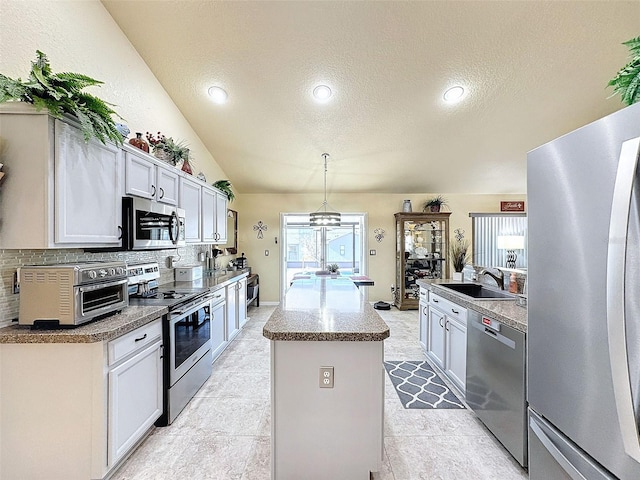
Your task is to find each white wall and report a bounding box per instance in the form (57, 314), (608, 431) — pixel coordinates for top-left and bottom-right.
(0, 0), (226, 183)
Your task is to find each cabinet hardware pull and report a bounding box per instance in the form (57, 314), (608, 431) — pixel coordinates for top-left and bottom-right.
(134, 333), (147, 342)
(151, 185), (156, 197)
(117, 225), (123, 240)
(433, 298), (439, 303)
(452, 309), (459, 314)
(159, 187), (164, 199)
(439, 317), (444, 328)
(445, 320), (450, 331)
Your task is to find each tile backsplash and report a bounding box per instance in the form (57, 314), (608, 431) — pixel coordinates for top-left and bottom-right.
(0, 246), (232, 328)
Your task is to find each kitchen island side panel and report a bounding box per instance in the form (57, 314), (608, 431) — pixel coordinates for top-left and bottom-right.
(271, 339), (384, 480)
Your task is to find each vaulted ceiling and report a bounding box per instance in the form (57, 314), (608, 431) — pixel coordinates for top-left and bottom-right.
(101, 0), (639, 195)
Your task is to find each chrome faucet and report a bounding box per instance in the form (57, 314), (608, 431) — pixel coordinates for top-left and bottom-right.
(479, 268), (505, 290)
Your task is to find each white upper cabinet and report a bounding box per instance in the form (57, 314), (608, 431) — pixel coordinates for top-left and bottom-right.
(54, 121), (123, 245)
(215, 190), (228, 244)
(201, 185), (228, 244)
(124, 148), (179, 206)
(0, 105), (123, 248)
(179, 176), (202, 243)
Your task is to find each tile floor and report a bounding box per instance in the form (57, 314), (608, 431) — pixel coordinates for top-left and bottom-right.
(112, 305), (528, 480)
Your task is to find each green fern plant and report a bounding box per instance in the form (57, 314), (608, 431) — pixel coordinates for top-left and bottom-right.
(0, 50), (123, 144)
(213, 179), (235, 202)
(608, 36), (640, 106)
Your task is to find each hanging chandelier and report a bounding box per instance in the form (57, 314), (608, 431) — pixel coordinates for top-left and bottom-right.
(310, 153), (341, 227)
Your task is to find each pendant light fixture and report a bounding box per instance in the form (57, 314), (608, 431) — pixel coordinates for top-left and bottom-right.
(310, 153), (341, 227)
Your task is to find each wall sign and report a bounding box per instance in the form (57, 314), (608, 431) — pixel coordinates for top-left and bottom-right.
(500, 201), (525, 212)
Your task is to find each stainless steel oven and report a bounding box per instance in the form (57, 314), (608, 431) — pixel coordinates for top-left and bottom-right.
(122, 196), (186, 250)
(127, 262), (213, 425)
(19, 262), (128, 326)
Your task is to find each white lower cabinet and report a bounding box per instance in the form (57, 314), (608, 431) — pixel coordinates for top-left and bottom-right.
(107, 320), (163, 466)
(425, 291), (467, 393)
(0, 318), (163, 480)
(226, 276), (248, 341)
(210, 291), (227, 361)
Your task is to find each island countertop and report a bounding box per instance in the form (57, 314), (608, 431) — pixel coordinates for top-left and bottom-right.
(263, 275), (390, 341)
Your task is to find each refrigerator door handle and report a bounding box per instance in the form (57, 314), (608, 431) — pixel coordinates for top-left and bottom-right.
(606, 136), (640, 463)
(529, 418), (588, 480)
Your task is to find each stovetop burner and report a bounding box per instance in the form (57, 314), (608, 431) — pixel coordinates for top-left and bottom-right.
(160, 290), (186, 300)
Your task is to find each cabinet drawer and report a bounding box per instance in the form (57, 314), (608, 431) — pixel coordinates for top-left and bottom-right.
(108, 319), (162, 366)
(429, 292), (467, 324)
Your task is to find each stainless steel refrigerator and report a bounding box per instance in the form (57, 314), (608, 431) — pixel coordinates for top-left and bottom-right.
(528, 101), (640, 480)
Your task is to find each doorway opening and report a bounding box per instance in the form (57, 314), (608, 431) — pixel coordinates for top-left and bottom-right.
(280, 213), (367, 300)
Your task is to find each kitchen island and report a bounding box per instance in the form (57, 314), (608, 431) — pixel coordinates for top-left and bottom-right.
(263, 275), (389, 480)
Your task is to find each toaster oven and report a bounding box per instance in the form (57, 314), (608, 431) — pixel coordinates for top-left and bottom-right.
(19, 262), (129, 327)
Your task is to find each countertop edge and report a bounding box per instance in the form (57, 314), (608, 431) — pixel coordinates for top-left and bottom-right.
(0, 306), (169, 344)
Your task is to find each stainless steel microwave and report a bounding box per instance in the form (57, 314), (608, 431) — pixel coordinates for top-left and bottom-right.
(122, 197), (186, 250)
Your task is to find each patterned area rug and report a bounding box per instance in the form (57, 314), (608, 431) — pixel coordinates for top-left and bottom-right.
(384, 360), (465, 409)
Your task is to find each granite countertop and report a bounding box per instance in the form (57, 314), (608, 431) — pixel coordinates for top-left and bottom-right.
(263, 276), (390, 342)
(0, 305), (168, 344)
(0, 270), (253, 345)
(170, 269), (250, 291)
(416, 279), (528, 333)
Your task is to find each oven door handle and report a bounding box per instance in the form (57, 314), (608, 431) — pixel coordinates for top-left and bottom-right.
(78, 278), (128, 292)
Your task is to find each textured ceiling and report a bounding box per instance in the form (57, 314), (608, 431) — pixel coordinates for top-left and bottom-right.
(101, 0), (639, 195)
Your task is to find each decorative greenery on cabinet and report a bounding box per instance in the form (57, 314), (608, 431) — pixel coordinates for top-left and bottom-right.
(0, 51), (123, 145)
(608, 35), (640, 106)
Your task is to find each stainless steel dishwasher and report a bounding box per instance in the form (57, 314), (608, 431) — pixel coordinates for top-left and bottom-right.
(466, 310), (527, 467)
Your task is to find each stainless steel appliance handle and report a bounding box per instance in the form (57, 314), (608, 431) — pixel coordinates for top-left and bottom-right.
(606, 135), (640, 463)
(170, 210), (179, 244)
(529, 418), (587, 480)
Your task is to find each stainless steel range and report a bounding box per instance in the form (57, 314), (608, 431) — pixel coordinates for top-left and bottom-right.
(128, 262), (214, 425)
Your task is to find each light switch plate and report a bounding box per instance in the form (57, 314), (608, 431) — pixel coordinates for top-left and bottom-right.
(319, 366), (334, 388)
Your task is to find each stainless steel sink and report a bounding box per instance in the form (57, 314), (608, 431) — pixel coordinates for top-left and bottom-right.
(439, 283), (516, 300)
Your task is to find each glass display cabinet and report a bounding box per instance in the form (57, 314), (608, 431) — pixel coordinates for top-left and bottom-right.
(394, 212), (451, 310)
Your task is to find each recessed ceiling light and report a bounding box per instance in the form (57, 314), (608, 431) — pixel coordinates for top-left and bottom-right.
(313, 84), (332, 102)
(208, 86), (228, 104)
(443, 86), (465, 103)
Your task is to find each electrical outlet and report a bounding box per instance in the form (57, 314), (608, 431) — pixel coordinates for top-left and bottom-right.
(319, 366), (334, 388)
(369, 249), (376, 255)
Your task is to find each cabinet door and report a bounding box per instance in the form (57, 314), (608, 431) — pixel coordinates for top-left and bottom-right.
(419, 301), (428, 351)
(210, 300), (227, 361)
(156, 165), (179, 205)
(201, 186), (216, 242)
(215, 191), (228, 243)
(445, 318), (467, 392)
(54, 120), (123, 245)
(238, 278), (247, 328)
(427, 306), (446, 368)
(108, 340), (162, 466)
(125, 151), (155, 199)
(179, 177), (201, 242)
(226, 283), (239, 341)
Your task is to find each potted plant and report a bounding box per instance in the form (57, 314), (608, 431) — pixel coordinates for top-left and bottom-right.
(0, 51), (123, 145)
(423, 195), (447, 213)
(450, 239), (470, 281)
(608, 36), (640, 106)
(146, 132), (190, 167)
(213, 179), (235, 202)
(327, 263), (340, 277)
